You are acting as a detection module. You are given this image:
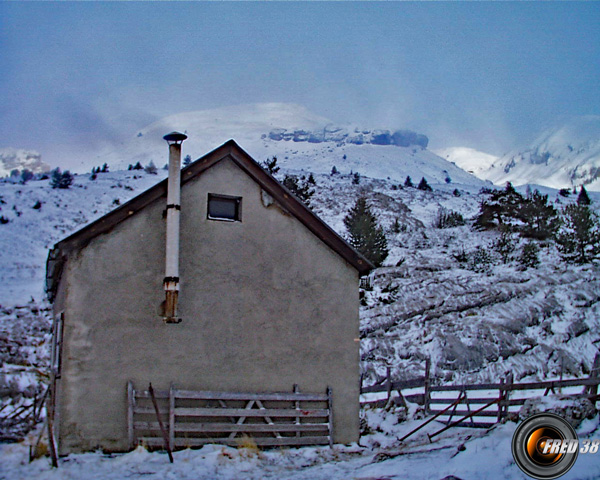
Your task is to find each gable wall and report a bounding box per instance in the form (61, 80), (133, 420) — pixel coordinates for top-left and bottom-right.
(56, 157), (359, 453)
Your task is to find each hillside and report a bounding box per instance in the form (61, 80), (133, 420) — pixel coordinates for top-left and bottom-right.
(480, 115), (600, 190)
(2, 161), (600, 391)
(89, 103), (486, 187)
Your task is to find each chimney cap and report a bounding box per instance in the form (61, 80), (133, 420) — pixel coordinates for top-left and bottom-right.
(163, 132), (188, 144)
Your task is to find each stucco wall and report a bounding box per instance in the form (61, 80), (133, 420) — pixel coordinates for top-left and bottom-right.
(55, 157), (359, 453)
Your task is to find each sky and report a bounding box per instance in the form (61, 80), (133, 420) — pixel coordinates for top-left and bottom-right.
(1, 1), (599, 169)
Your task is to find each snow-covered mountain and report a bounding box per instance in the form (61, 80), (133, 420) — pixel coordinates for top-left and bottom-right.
(93, 103), (486, 187)
(481, 115), (600, 190)
(434, 147), (499, 178)
(0, 148), (50, 178)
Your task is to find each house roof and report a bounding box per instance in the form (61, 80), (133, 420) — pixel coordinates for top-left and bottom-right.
(46, 140), (373, 301)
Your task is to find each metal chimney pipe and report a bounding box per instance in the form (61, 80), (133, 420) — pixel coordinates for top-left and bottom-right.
(162, 131), (187, 323)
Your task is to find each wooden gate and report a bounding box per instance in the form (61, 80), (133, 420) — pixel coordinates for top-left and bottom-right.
(127, 382), (333, 450)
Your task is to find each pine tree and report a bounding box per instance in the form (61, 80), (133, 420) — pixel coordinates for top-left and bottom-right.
(282, 175), (314, 206)
(518, 242), (540, 270)
(144, 161), (158, 174)
(417, 177), (432, 191)
(331, 166), (338, 175)
(50, 168), (74, 189)
(577, 185), (591, 205)
(473, 182), (525, 230)
(183, 155), (192, 167)
(20, 169), (34, 184)
(261, 156), (280, 175)
(555, 204), (600, 263)
(518, 189), (558, 240)
(101, 163), (109, 173)
(343, 197), (389, 267)
(404, 176), (413, 188)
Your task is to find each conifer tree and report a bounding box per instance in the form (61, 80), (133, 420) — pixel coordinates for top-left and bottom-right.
(50, 168), (74, 189)
(261, 156), (280, 175)
(282, 174), (314, 206)
(417, 177), (432, 191)
(473, 182), (525, 230)
(555, 204), (600, 263)
(183, 155), (192, 167)
(144, 161), (158, 174)
(404, 176), (413, 188)
(577, 185), (591, 205)
(343, 197), (389, 267)
(518, 189), (558, 240)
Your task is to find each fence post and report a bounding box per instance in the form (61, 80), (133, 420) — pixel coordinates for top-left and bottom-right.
(504, 372), (513, 420)
(294, 384), (300, 437)
(587, 352), (600, 397)
(127, 381), (135, 450)
(327, 386), (334, 448)
(424, 358), (431, 415)
(169, 383), (175, 452)
(559, 354), (564, 394)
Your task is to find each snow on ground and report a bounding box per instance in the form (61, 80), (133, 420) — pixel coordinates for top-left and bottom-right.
(2, 410), (600, 479)
(434, 147), (499, 179)
(2, 154), (600, 478)
(0, 169), (169, 304)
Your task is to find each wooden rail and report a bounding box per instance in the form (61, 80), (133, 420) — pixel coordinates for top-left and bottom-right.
(361, 357), (600, 432)
(128, 382), (333, 450)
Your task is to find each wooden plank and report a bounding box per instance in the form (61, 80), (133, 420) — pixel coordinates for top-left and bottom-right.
(429, 409), (506, 418)
(508, 377), (600, 390)
(135, 422), (327, 433)
(140, 436), (331, 448)
(134, 407), (170, 415)
(136, 390), (170, 399)
(327, 387), (333, 448)
(294, 384), (300, 438)
(174, 389), (327, 402)
(256, 399), (282, 439)
(447, 422), (495, 429)
(361, 378), (426, 393)
(134, 421), (171, 431)
(148, 383), (173, 463)
(174, 407), (329, 418)
(431, 383), (505, 392)
(424, 358), (431, 415)
(128, 381), (135, 449)
(429, 397), (526, 405)
(169, 384), (175, 452)
(228, 400), (255, 439)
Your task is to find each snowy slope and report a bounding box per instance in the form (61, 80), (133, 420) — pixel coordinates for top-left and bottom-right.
(434, 146), (498, 178)
(3, 161), (600, 478)
(481, 115), (600, 190)
(93, 103), (486, 187)
(0, 169), (169, 304)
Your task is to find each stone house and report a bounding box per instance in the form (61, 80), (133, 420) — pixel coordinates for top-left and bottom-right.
(45, 138), (371, 454)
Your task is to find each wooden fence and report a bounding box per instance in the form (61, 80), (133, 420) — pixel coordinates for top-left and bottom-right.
(128, 382), (333, 450)
(361, 362), (600, 429)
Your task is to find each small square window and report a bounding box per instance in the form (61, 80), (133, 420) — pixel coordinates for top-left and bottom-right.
(208, 194), (242, 221)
